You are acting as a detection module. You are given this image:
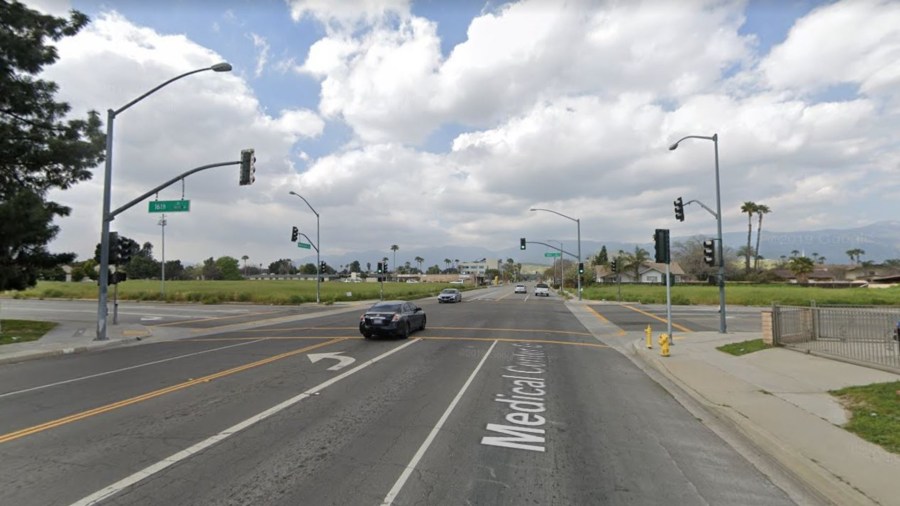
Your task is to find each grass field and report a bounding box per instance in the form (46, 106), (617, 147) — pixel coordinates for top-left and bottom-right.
(717, 339), (770, 356)
(3, 280), (900, 307)
(583, 283), (900, 306)
(0, 320), (58, 345)
(830, 381), (900, 454)
(3, 280), (467, 305)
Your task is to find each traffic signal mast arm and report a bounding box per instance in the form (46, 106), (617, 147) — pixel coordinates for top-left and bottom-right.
(524, 240), (578, 259)
(685, 199), (718, 220)
(298, 232), (319, 252)
(107, 160), (242, 222)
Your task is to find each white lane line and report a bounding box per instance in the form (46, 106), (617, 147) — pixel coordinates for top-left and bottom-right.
(381, 339), (498, 506)
(0, 339), (268, 400)
(68, 338), (422, 506)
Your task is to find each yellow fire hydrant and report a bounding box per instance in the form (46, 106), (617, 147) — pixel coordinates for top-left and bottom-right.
(645, 325), (653, 349)
(658, 333), (670, 357)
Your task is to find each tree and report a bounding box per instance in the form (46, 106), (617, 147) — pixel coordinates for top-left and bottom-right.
(622, 246), (650, 281)
(673, 237), (717, 281)
(753, 204), (770, 271)
(163, 260), (186, 280)
(414, 256), (424, 273)
(788, 256), (815, 283)
(127, 254), (160, 279)
(846, 248), (865, 264)
(241, 255), (249, 276)
(594, 246), (608, 266)
(390, 244), (399, 274)
(740, 201), (757, 273)
(349, 260), (361, 273)
(216, 256), (241, 280)
(444, 258), (451, 272)
(0, 3), (105, 291)
(268, 258), (294, 275)
(426, 264), (441, 274)
(299, 263), (317, 275)
(201, 257), (221, 280)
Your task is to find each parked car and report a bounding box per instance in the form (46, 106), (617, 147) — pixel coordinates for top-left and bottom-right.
(438, 288), (462, 303)
(514, 284), (527, 294)
(359, 301), (426, 339)
(534, 283), (550, 297)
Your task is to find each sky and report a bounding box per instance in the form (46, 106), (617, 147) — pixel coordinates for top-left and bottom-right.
(24, 0), (900, 268)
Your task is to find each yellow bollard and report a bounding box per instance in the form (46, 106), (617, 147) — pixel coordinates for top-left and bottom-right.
(658, 333), (670, 357)
(645, 325), (653, 349)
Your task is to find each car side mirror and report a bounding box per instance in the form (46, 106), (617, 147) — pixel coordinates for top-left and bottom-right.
(415, 307), (423, 312)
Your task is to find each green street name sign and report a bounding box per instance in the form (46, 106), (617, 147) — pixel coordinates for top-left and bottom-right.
(148, 200), (190, 213)
(544, 252), (561, 257)
(297, 242), (311, 249)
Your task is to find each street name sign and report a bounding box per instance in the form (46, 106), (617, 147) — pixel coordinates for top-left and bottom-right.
(298, 242), (311, 249)
(148, 200), (190, 213)
(544, 252), (561, 257)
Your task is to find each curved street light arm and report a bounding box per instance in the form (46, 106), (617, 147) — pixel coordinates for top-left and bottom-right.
(298, 233), (319, 252)
(668, 134), (717, 150)
(113, 63), (231, 117)
(530, 207), (576, 223)
(289, 191), (319, 217)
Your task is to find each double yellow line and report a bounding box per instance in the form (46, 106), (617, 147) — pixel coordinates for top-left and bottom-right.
(0, 337), (346, 445)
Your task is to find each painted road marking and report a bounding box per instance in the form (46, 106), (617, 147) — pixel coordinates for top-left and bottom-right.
(620, 304), (692, 333)
(381, 340), (498, 505)
(585, 306), (627, 336)
(178, 335), (608, 349)
(150, 309), (287, 328)
(308, 351), (356, 371)
(69, 339), (422, 506)
(0, 339), (269, 400)
(0, 338), (347, 444)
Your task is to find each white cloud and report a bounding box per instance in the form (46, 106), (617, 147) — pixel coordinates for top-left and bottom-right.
(249, 33), (270, 78)
(287, 0), (410, 30)
(761, 0), (900, 100)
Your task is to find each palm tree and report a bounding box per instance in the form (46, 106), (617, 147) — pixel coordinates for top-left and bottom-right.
(788, 256), (815, 283)
(390, 245), (399, 275)
(623, 246), (650, 282)
(845, 248), (865, 264)
(444, 258), (451, 272)
(241, 255), (249, 276)
(753, 204), (770, 271)
(454, 258), (459, 270)
(740, 201), (757, 273)
(414, 256), (424, 273)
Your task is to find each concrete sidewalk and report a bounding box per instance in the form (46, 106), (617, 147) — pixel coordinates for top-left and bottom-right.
(635, 332), (900, 506)
(0, 302), (371, 366)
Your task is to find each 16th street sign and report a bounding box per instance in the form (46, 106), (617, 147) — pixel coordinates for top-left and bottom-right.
(149, 200), (190, 213)
(544, 252), (561, 257)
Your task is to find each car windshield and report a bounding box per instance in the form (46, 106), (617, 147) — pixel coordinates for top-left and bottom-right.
(536, 283), (548, 288)
(370, 303), (401, 312)
(441, 289), (457, 294)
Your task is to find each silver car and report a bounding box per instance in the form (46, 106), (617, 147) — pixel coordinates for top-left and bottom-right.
(438, 288), (462, 303)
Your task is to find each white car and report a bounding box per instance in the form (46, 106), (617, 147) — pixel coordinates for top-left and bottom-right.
(534, 283), (550, 297)
(514, 284), (526, 294)
(438, 288), (462, 303)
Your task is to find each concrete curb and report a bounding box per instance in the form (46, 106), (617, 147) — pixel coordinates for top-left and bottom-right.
(0, 335), (146, 366)
(630, 339), (877, 506)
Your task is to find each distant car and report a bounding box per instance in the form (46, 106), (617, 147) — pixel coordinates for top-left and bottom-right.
(514, 284), (526, 294)
(534, 283), (550, 297)
(359, 301), (426, 339)
(449, 280), (464, 285)
(438, 288), (462, 303)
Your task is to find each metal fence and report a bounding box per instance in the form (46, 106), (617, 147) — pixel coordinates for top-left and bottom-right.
(772, 304), (900, 373)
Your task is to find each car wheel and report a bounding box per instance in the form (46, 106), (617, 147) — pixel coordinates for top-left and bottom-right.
(362, 331), (372, 339)
(420, 315), (427, 331)
(399, 322), (410, 339)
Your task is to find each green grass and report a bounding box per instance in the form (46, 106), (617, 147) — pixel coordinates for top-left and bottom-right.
(0, 319), (58, 345)
(717, 338), (770, 356)
(2, 280), (473, 305)
(582, 283), (900, 306)
(830, 381), (900, 454)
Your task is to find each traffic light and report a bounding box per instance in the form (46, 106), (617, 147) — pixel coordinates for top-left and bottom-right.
(239, 148), (256, 186)
(113, 271), (127, 284)
(108, 232), (120, 265)
(610, 258), (618, 273)
(291, 226), (298, 242)
(520, 238), (526, 250)
(117, 235), (133, 265)
(654, 229), (670, 264)
(674, 197), (684, 222)
(578, 262), (584, 275)
(703, 239), (716, 266)
(320, 261), (326, 272)
(377, 262), (383, 274)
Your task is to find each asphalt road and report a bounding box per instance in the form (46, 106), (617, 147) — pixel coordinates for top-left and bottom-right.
(0, 288), (795, 505)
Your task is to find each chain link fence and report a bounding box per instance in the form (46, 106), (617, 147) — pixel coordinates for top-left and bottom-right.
(772, 304), (900, 373)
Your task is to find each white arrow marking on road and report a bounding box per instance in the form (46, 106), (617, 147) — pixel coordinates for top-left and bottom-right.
(140, 316), (163, 321)
(307, 351), (356, 371)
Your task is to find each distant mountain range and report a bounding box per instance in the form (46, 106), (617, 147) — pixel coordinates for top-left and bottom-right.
(296, 221), (900, 268)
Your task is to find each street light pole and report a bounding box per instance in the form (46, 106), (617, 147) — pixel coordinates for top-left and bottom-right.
(530, 208), (582, 300)
(96, 62), (231, 340)
(669, 133), (726, 333)
(547, 239), (563, 290)
(289, 191), (320, 304)
(159, 214), (166, 297)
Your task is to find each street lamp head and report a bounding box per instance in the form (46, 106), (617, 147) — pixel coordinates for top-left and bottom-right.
(289, 191), (297, 196)
(211, 62), (233, 72)
(668, 142), (679, 151)
(529, 208), (537, 211)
